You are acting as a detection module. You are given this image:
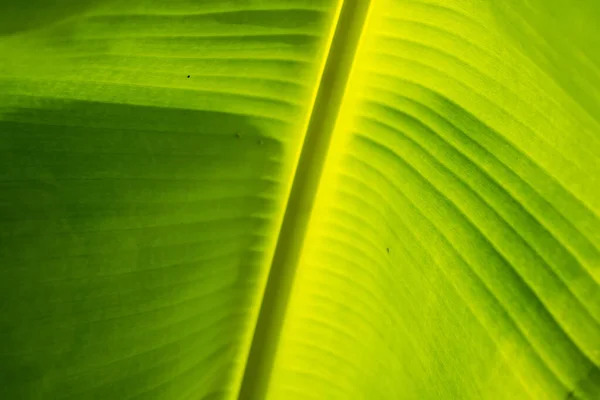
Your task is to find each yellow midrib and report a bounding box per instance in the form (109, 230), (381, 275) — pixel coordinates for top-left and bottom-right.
(236, 1), (374, 399)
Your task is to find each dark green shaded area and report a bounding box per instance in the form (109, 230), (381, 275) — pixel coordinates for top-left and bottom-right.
(0, 0), (110, 36)
(0, 99), (282, 399)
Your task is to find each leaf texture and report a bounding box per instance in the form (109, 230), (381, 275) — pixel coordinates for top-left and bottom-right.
(270, 0), (600, 399)
(0, 1), (338, 398)
(1, 0), (599, 399)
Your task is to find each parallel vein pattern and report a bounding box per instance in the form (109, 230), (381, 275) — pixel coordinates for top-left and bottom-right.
(271, 0), (600, 399)
(2, 0), (599, 399)
(0, 1), (338, 398)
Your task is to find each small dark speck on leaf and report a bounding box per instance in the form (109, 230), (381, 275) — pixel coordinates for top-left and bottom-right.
(386, 248), (390, 254)
(187, 75), (190, 78)
(235, 133), (241, 139)
(258, 139), (263, 145)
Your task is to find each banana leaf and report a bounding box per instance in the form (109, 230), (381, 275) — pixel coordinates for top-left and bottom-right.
(1, 0), (599, 399)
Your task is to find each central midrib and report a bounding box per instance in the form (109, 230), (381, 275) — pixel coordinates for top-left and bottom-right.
(236, 1), (374, 399)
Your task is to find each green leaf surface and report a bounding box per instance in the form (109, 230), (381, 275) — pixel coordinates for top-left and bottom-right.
(1, 0), (598, 399)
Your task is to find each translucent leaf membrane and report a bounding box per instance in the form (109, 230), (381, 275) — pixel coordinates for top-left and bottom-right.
(271, 1), (600, 399)
(0, 1), (339, 398)
(1, 0), (599, 399)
